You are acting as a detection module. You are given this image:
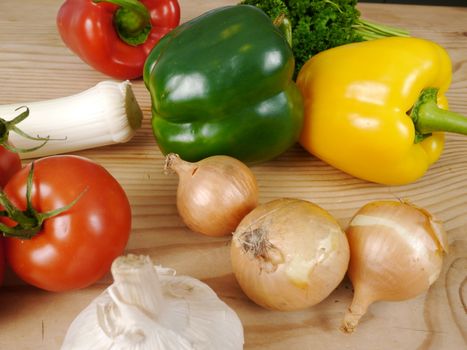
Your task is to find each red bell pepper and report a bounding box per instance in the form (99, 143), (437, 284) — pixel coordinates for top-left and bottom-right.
(57, 0), (180, 80)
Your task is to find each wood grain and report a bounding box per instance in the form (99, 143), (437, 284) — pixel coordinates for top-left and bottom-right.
(0, 1), (466, 349)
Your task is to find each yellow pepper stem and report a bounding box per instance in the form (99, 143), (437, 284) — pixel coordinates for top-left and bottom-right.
(411, 88), (467, 143)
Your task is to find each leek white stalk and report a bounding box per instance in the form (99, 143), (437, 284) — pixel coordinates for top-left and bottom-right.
(0, 81), (142, 158)
(61, 254), (244, 350)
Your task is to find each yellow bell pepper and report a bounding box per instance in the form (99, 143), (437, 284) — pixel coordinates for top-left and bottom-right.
(297, 37), (467, 185)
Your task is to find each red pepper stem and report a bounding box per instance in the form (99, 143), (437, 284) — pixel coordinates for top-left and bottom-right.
(412, 88), (467, 140)
(93, 0), (151, 46)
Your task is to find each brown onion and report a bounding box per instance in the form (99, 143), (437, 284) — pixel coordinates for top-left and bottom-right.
(342, 201), (448, 333)
(165, 153), (258, 237)
(231, 198), (350, 311)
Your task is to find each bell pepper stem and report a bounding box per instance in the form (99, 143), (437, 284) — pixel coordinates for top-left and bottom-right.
(273, 14), (292, 48)
(411, 87), (467, 141)
(93, 0), (151, 46)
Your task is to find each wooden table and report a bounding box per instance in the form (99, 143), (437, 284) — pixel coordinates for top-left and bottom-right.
(0, 1), (466, 349)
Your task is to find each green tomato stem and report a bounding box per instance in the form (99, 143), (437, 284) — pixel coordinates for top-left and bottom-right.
(0, 162), (87, 239)
(0, 192), (37, 229)
(411, 88), (467, 143)
(94, 0), (151, 46)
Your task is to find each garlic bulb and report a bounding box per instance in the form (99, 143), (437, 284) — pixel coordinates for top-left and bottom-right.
(342, 201), (448, 333)
(61, 254), (244, 350)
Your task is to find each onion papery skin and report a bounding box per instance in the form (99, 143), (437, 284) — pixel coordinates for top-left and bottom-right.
(231, 198), (350, 311)
(167, 154), (259, 237)
(343, 201), (448, 333)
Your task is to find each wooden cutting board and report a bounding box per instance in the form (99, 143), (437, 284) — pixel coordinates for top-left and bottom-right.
(0, 1), (465, 349)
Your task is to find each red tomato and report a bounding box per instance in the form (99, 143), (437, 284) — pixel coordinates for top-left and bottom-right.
(3, 155), (132, 292)
(0, 146), (21, 188)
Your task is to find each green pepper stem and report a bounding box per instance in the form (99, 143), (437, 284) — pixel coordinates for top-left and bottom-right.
(273, 14), (292, 48)
(353, 19), (410, 41)
(411, 88), (467, 140)
(94, 0), (151, 46)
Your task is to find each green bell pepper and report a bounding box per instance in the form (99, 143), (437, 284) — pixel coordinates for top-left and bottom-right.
(143, 5), (304, 163)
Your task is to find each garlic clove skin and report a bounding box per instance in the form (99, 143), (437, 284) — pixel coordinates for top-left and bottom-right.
(342, 201), (447, 333)
(61, 254), (244, 350)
